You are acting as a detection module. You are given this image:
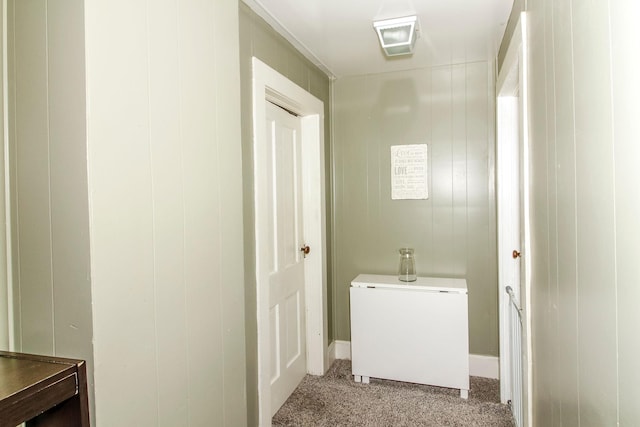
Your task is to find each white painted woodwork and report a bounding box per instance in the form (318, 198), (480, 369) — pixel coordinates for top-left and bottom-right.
(252, 57), (327, 427)
(517, 15), (533, 427)
(350, 274), (469, 398)
(497, 94), (520, 405)
(265, 101), (307, 415)
(331, 339), (500, 379)
(468, 354), (500, 380)
(496, 13), (531, 425)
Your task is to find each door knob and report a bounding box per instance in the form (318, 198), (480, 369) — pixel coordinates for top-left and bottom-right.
(300, 245), (310, 258)
(512, 250), (521, 259)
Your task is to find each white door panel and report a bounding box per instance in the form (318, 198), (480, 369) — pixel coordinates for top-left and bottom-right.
(497, 15), (530, 427)
(253, 58), (327, 427)
(266, 101), (306, 416)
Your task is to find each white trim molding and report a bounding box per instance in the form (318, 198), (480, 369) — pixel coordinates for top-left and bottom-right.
(496, 14), (532, 427)
(329, 340), (499, 379)
(328, 340), (352, 364)
(469, 354), (500, 379)
(241, 0), (335, 79)
(252, 57), (328, 427)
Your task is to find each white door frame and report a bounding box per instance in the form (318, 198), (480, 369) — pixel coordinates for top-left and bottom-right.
(496, 12), (532, 427)
(252, 57), (328, 427)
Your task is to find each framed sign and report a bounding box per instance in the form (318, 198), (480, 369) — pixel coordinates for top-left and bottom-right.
(391, 144), (428, 200)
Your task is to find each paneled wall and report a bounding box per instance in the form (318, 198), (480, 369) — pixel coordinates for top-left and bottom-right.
(238, 4), (332, 424)
(83, 0), (246, 425)
(0, 2), (9, 350)
(333, 63), (498, 357)
(6, 0), (95, 419)
(508, 0), (640, 425)
(8, 0), (247, 425)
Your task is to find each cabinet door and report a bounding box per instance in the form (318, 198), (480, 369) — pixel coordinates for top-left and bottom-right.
(350, 286), (469, 389)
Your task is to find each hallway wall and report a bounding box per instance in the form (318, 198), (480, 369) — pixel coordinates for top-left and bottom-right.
(332, 63), (499, 357)
(6, 0), (247, 425)
(84, 0), (246, 425)
(0, 2), (8, 350)
(6, 0), (95, 420)
(505, 0), (640, 425)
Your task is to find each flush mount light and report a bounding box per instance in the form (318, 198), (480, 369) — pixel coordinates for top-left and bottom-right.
(373, 15), (419, 57)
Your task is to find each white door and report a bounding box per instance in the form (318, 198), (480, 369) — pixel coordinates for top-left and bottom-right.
(497, 92), (525, 421)
(497, 13), (531, 427)
(265, 101), (307, 416)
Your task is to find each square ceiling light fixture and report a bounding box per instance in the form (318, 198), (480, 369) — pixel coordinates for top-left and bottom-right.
(373, 15), (419, 57)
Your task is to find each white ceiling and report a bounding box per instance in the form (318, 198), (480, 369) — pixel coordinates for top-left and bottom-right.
(244, 0), (514, 79)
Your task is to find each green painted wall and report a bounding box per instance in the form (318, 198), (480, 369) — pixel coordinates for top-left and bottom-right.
(6, 1), (95, 422)
(0, 2), (8, 351)
(332, 63), (499, 357)
(238, 4), (333, 425)
(519, 0), (640, 425)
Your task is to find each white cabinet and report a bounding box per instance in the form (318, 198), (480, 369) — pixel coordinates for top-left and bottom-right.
(350, 274), (470, 398)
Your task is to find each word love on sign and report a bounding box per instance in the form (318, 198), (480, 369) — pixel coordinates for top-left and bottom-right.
(391, 144), (428, 200)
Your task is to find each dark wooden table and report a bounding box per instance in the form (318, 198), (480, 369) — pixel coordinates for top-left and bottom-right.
(0, 351), (89, 427)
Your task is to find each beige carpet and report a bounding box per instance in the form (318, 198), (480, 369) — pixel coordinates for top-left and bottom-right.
(273, 359), (514, 427)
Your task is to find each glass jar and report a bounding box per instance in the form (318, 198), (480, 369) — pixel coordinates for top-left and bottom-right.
(398, 248), (417, 282)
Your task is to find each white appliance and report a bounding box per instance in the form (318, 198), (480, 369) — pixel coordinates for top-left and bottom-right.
(350, 274), (470, 398)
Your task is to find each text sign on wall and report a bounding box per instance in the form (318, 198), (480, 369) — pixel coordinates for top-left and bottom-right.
(391, 144), (428, 200)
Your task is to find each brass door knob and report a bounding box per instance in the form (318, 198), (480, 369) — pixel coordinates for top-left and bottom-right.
(512, 250), (521, 259)
(300, 245), (310, 258)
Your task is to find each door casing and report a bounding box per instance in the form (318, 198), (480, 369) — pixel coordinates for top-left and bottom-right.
(251, 57), (328, 427)
(496, 12), (532, 427)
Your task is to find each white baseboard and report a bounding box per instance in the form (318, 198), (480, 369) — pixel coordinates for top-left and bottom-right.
(327, 341), (336, 368)
(334, 340), (351, 359)
(329, 340), (352, 362)
(469, 354), (500, 379)
(328, 340), (499, 379)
